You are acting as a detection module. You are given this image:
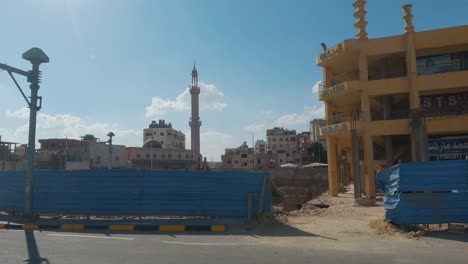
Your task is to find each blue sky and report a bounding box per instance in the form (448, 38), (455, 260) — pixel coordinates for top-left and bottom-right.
(0, 0), (467, 160)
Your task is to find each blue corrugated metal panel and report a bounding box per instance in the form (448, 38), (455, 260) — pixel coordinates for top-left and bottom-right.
(0, 170), (271, 217)
(378, 160), (468, 225)
(399, 160), (468, 192)
(0, 171), (24, 212)
(377, 160), (468, 193)
(384, 193), (468, 225)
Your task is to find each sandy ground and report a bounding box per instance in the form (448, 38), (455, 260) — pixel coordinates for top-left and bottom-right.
(264, 185), (468, 254)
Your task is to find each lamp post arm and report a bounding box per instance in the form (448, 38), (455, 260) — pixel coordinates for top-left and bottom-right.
(7, 71), (31, 106)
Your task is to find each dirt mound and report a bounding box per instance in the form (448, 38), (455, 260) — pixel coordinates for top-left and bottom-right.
(369, 218), (400, 235)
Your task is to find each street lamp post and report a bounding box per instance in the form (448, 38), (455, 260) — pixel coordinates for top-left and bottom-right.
(107, 132), (115, 170)
(0, 48), (49, 218)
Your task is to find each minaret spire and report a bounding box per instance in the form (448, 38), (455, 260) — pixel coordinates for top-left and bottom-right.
(189, 62), (202, 166)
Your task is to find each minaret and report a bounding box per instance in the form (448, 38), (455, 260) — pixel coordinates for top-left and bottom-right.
(189, 62), (201, 157)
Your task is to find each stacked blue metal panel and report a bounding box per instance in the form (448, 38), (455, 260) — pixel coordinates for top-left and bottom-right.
(376, 160), (468, 225)
(0, 170), (271, 217)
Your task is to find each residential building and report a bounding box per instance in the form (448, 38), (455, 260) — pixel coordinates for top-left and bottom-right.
(316, 1), (468, 199)
(126, 140), (198, 170)
(143, 120), (186, 150)
(221, 142), (255, 170)
(36, 135), (127, 170)
(255, 140), (268, 153)
(297, 132), (311, 157)
(0, 136), (23, 171)
(221, 141), (278, 170)
(310, 119), (327, 150)
(266, 127), (300, 165)
(128, 119), (199, 170)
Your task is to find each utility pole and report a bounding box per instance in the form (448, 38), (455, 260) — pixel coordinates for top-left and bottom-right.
(251, 133), (255, 170)
(107, 132), (115, 170)
(0, 48), (49, 218)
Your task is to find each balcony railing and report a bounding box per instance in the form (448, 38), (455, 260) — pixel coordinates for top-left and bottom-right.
(319, 71), (360, 91)
(325, 112), (357, 126)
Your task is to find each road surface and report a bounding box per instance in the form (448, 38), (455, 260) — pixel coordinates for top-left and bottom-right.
(1, 228), (467, 264)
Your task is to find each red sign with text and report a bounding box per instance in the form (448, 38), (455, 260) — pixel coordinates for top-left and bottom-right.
(420, 92), (468, 116)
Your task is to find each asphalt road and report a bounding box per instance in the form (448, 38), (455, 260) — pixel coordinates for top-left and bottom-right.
(1, 229), (467, 264)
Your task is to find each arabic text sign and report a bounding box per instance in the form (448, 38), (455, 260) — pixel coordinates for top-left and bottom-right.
(428, 137), (468, 155)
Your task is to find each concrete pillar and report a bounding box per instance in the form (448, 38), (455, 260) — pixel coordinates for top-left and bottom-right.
(351, 129), (361, 198)
(326, 137), (339, 196)
(358, 44), (376, 200)
(383, 95), (393, 166)
(403, 4), (419, 162)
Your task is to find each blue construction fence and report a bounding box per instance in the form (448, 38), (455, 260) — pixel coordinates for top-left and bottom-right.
(0, 170), (272, 217)
(376, 160), (468, 225)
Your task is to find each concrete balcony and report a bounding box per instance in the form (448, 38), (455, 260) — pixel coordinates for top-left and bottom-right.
(417, 70), (468, 92)
(320, 113), (361, 137)
(318, 72), (360, 101)
(368, 119), (411, 136)
(426, 114), (468, 134)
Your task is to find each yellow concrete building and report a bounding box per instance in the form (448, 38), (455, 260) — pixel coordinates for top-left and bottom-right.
(316, 1), (468, 201)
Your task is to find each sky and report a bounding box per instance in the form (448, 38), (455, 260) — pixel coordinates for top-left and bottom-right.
(0, 0), (467, 161)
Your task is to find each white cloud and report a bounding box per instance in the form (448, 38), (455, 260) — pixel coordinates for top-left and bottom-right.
(6, 108), (30, 119)
(244, 123), (265, 134)
(201, 130), (233, 161)
(275, 105), (325, 126)
(145, 82), (227, 118)
(2, 107), (141, 147)
(312, 81), (322, 93)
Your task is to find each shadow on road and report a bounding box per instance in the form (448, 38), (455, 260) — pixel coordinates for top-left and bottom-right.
(426, 231), (468, 243)
(24, 230), (50, 264)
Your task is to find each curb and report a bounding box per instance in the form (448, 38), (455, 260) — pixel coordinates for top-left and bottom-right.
(0, 223), (226, 232)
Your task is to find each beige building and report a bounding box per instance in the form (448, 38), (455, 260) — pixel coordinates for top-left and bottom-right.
(255, 140), (268, 153)
(310, 119), (327, 150)
(221, 141), (278, 170)
(316, 1), (468, 199)
(143, 120), (186, 150)
(266, 127), (300, 165)
(126, 142), (198, 170)
(36, 135), (128, 170)
(128, 120), (199, 170)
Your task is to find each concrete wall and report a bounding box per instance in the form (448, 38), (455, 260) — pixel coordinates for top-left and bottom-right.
(269, 167), (328, 211)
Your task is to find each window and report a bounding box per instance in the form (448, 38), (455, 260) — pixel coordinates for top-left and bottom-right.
(115, 156), (119, 161)
(145, 133), (152, 136)
(191, 154), (193, 158)
(250, 160), (254, 163)
(241, 154), (247, 158)
(178, 154), (181, 158)
(280, 138), (283, 142)
(272, 145), (276, 150)
(285, 138), (289, 142)
(279, 159), (283, 163)
(280, 144), (283, 148)
(136, 154), (140, 159)
(273, 138), (276, 142)
(146, 154), (150, 159)
(96, 156), (102, 164)
(242, 162), (247, 166)
(162, 154), (165, 158)
(168, 154), (172, 158)
(286, 153), (290, 157)
(153, 153), (157, 158)
(160, 132), (164, 136)
(234, 160), (238, 164)
(257, 159), (261, 164)
(186, 154), (189, 158)
(291, 137), (296, 141)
